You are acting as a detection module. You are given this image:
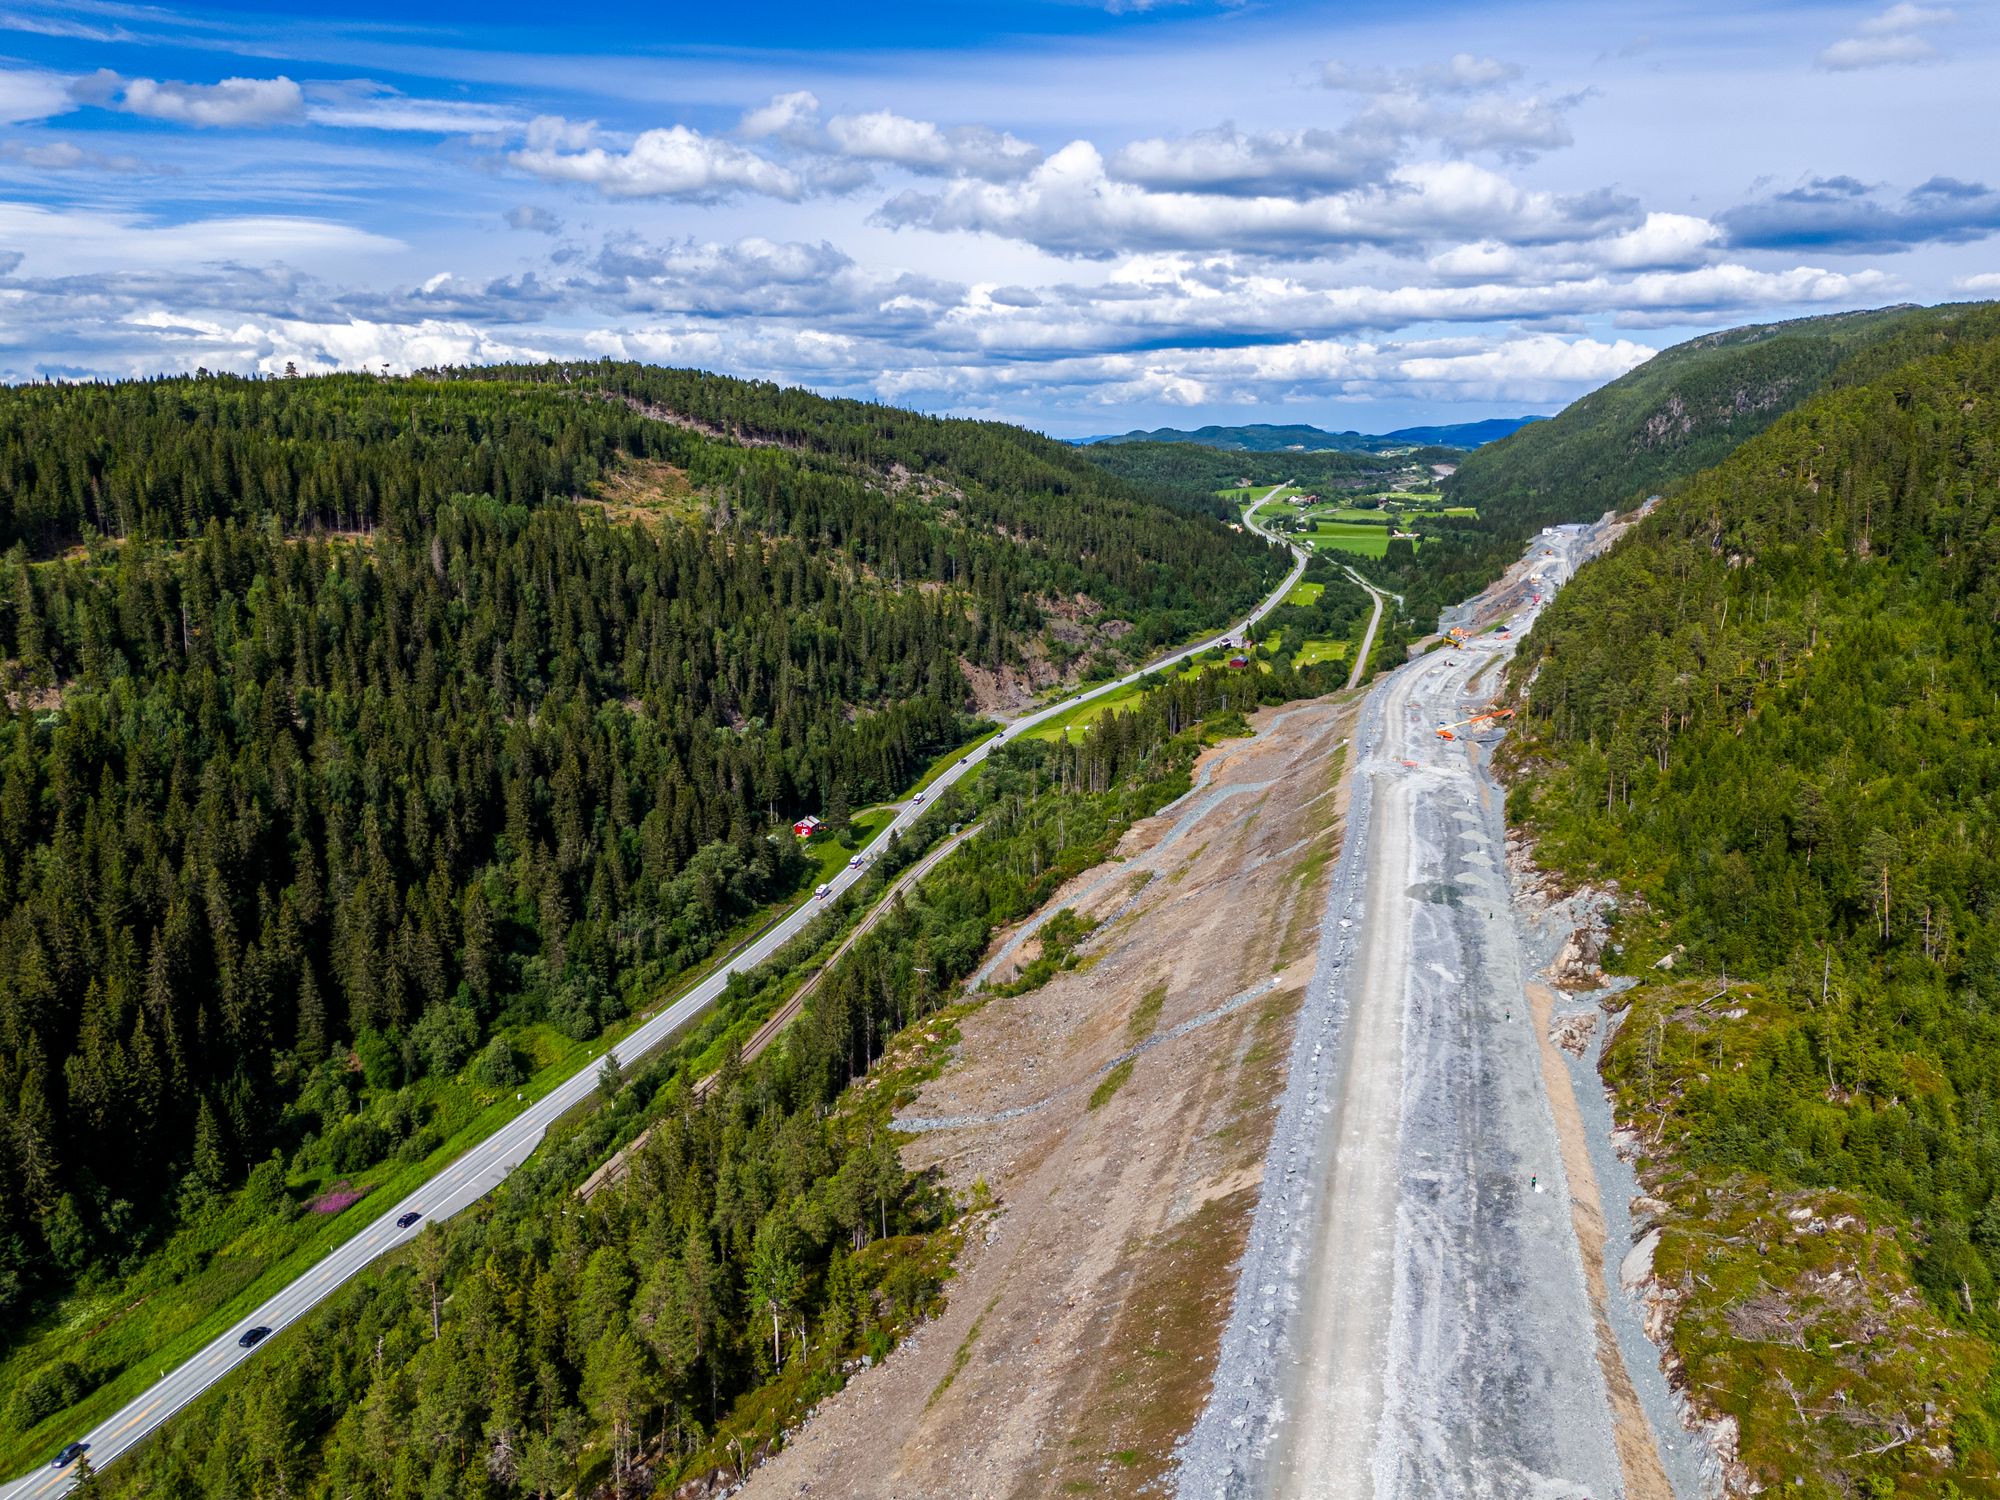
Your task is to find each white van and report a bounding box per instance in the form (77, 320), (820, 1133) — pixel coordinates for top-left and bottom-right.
(814, 883), (830, 900)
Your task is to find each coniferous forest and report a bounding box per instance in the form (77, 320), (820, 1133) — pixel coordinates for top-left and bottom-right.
(0, 365), (1283, 1365)
(1377, 302), (2000, 626)
(1506, 303), (2000, 1488)
(70, 641), (1325, 1499)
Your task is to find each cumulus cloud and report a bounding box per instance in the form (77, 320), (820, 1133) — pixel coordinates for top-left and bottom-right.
(1110, 123), (1395, 198)
(1957, 271), (2000, 293)
(873, 330), (1654, 414)
(740, 90), (824, 146)
(826, 110), (1041, 181)
(738, 91), (1040, 180)
(135, 311), (550, 378)
(931, 254), (1891, 355)
(509, 119), (799, 201)
(75, 69), (305, 127)
(1417, 91), (1576, 158)
(1593, 212), (1722, 269)
(1395, 332), (1654, 396)
(1304, 54), (1582, 166)
(1720, 174), (2000, 251)
(877, 143), (1637, 258)
(586, 234), (962, 330)
(1816, 3), (1955, 69)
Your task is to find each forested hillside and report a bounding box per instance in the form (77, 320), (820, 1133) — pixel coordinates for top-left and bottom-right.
(0, 367), (1281, 1337)
(1396, 303), (1991, 627)
(82, 650), (1334, 1500)
(1085, 417), (1534, 451)
(1506, 303), (2000, 1492)
(1080, 437), (1458, 499)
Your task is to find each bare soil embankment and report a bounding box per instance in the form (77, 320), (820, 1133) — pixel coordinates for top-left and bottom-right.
(739, 693), (1358, 1500)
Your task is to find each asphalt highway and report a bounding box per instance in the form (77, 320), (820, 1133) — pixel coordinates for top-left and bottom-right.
(7, 485), (1307, 1497)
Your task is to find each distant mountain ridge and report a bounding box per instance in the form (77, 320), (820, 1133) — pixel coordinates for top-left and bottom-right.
(1080, 417), (1541, 452)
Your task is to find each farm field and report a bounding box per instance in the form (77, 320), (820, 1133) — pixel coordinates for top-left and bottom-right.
(1291, 638), (1348, 667)
(1284, 579), (1324, 605)
(1305, 524), (1398, 557)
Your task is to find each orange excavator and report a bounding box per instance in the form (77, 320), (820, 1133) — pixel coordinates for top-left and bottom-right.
(1435, 707), (1515, 740)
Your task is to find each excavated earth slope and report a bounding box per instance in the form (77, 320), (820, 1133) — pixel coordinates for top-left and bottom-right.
(739, 692), (1360, 1500)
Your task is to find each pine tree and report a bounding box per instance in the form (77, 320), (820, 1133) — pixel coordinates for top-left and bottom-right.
(193, 1094), (232, 1188)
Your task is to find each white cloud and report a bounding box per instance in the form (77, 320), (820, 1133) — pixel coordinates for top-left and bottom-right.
(1422, 92), (1575, 157)
(1323, 53), (1520, 95)
(1593, 212), (1722, 269)
(1426, 240), (1531, 282)
(737, 92), (1041, 180)
(0, 201), (402, 275)
(588, 234), (961, 329)
(0, 67), (71, 123)
(878, 143), (1636, 258)
(1957, 271), (2000, 293)
(117, 310), (550, 377)
(1110, 124), (1392, 197)
(1817, 32), (1935, 66)
(504, 204), (562, 234)
(304, 84), (525, 135)
(1817, 3), (1955, 69)
(931, 254), (1890, 353)
(509, 121), (799, 200)
(581, 326), (727, 364)
(873, 329), (1655, 413)
(76, 69), (305, 127)
(1863, 3), (1955, 32)
(826, 109), (1041, 181)
(740, 90), (822, 145)
(0, 138), (143, 172)
(1394, 333), (1654, 396)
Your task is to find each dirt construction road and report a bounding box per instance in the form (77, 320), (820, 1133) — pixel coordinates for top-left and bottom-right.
(1179, 523), (1682, 1500)
(740, 689), (1363, 1500)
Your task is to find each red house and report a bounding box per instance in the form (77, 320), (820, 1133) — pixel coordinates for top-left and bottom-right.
(793, 814), (825, 839)
(1227, 654), (1251, 670)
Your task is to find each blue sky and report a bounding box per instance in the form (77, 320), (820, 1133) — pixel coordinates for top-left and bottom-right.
(0, 0), (1994, 433)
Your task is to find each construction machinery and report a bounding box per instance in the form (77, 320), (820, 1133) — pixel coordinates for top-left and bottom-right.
(1435, 707), (1515, 740)
(1444, 625), (1469, 650)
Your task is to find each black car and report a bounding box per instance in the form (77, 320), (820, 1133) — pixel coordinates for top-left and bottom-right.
(238, 1325), (271, 1349)
(397, 1210), (422, 1228)
(52, 1441), (88, 1468)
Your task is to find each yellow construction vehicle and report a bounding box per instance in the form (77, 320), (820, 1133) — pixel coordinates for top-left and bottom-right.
(1435, 707), (1515, 740)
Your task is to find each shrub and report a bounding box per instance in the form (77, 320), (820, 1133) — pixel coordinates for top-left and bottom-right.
(474, 1036), (523, 1088)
